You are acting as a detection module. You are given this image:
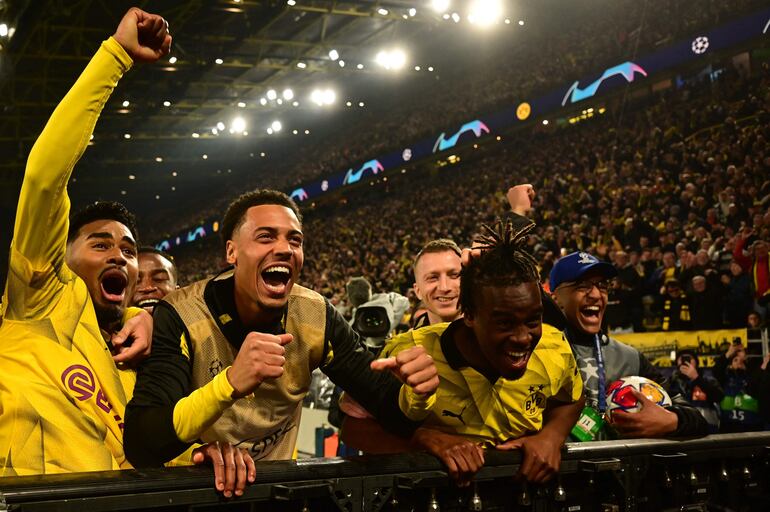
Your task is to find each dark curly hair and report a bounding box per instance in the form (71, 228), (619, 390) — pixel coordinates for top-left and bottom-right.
(220, 189), (302, 244)
(460, 220), (539, 315)
(67, 201), (138, 244)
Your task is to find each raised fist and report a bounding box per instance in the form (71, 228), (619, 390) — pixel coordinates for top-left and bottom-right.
(226, 332), (293, 398)
(507, 184), (536, 216)
(113, 7), (172, 63)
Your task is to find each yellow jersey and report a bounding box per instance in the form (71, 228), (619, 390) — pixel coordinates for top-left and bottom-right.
(0, 38), (136, 475)
(381, 321), (583, 445)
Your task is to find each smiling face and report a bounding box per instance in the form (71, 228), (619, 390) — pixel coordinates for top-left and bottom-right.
(66, 219), (138, 330)
(463, 281), (543, 380)
(553, 270), (608, 335)
(413, 250), (462, 324)
(226, 204), (304, 325)
(132, 252), (177, 312)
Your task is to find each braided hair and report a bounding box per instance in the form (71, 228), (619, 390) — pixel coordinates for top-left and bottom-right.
(460, 220), (539, 315)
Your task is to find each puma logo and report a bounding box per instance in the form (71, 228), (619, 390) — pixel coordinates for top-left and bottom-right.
(442, 405), (468, 425)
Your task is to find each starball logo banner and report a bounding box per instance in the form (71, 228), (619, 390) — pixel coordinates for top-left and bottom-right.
(561, 62), (648, 106)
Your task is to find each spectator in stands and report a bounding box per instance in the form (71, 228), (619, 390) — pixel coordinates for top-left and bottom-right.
(747, 311), (763, 329)
(342, 221), (584, 485)
(723, 262), (754, 328)
(733, 229), (770, 315)
(713, 341), (767, 432)
(669, 350), (724, 433)
(125, 189), (439, 470)
(660, 278), (692, 331)
(411, 239), (463, 329)
(132, 247), (178, 313)
(689, 274), (724, 330)
(549, 252), (709, 439)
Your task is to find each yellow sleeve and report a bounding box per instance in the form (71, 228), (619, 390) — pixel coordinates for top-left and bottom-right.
(2, 37), (133, 321)
(382, 331), (437, 421)
(172, 367), (236, 443)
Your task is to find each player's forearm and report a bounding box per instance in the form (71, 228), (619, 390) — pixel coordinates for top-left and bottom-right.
(340, 417), (411, 453)
(542, 396), (585, 442)
(172, 370), (236, 442)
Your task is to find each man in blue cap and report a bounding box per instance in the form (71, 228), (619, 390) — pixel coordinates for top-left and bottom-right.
(550, 251), (709, 440)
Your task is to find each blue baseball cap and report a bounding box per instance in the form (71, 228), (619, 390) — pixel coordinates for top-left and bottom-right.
(549, 251), (618, 291)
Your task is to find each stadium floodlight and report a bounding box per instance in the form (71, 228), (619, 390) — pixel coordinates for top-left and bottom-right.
(0, 23), (9, 37)
(215, 58), (223, 64)
(266, 89), (277, 100)
(467, 0), (503, 26)
(431, 0), (450, 14)
(283, 88), (294, 100)
(163, 100), (171, 107)
(231, 116), (246, 134)
(328, 49), (339, 61)
(122, 100), (130, 107)
(216, 121), (225, 131)
(192, 132), (200, 138)
(271, 120), (282, 132)
(377, 8), (389, 16)
(168, 56), (177, 64)
(408, 8), (417, 17)
(310, 88), (336, 106)
(237, 101), (246, 108)
(267, 127), (273, 135)
(259, 97), (268, 106)
(451, 12), (460, 23)
(297, 61), (307, 69)
(212, 128), (218, 135)
(375, 49), (407, 71)
(338, 60), (345, 67)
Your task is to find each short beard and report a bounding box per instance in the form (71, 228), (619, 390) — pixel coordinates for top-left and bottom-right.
(95, 303), (124, 335)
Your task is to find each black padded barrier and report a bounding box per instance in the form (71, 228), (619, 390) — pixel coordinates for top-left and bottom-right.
(1, 432), (769, 511)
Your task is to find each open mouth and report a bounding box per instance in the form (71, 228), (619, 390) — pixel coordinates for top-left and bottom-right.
(100, 268), (128, 304)
(137, 298), (160, 310)
(434, 296), (457, 305)
(260, 264), (292, 296)
(504, 348), (532, 371)
(579, 305), (602, 323)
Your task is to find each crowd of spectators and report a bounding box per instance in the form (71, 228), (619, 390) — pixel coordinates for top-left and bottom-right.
(170, 57), (770, 335)
(142, 0), (767, 243)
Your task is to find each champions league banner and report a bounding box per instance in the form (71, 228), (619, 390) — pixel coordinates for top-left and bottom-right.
(157, 7), (770, 250)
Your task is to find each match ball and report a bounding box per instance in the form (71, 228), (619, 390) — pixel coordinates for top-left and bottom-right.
(605, 376), (672, 422)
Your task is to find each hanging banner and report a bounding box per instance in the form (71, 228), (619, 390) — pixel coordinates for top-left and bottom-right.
(614, 329), (748, 368)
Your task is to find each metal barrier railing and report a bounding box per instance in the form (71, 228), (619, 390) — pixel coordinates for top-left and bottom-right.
(2, 432), (769, 511)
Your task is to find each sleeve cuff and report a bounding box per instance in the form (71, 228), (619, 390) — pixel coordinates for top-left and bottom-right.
(172, 368), (236, 443)
(103, 37), (134, 72)
(398, 385), (436, 421)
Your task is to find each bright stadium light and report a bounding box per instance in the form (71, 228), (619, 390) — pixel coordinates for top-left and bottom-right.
(375, 49), (407, 70)
(338, 60), (346, 67)
(267, 89), (277, 100)
(377, 8), (389, 16)
(322, 89), (336, 105)
(328, 49), (339, 61)
(310, 88), (336, 106)
(467, 0), (503, 26)
(0, 24), (8, 37)
(282, 88), (294, 100)
(216, 121), (225, 131)
(122, 100), (130, 107)
(168, 56), (177, 64)
(259, 97), (267, 106)
(431, 0), (450, 13)
(408, 8), (417, 17)
(271, 120), (282, 132)
(231, 116), (246, 133)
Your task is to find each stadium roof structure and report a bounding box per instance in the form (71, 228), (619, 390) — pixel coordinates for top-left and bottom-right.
(0, 0), (537, 216)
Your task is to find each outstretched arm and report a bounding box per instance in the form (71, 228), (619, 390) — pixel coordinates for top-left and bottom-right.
(2, 8), (170, 321)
